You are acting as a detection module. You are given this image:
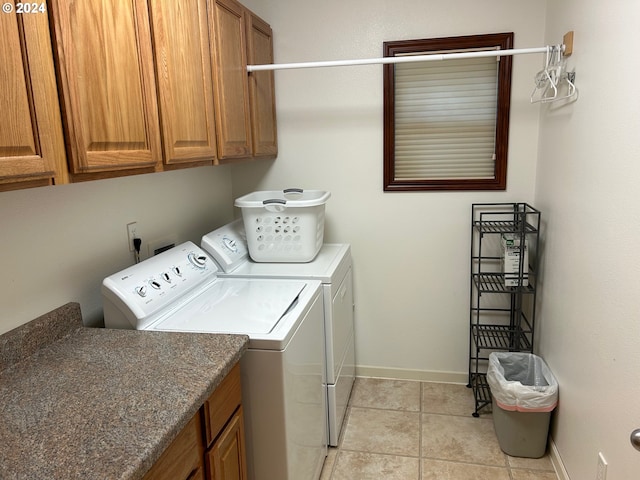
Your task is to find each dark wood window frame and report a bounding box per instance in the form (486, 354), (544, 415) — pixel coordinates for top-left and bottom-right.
(383, 32), (514, 191)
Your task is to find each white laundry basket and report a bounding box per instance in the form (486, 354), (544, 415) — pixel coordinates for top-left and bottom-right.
(235, 189), (331, 262)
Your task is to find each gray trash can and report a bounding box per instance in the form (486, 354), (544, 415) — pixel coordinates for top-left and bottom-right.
(486, 352), (558, 458)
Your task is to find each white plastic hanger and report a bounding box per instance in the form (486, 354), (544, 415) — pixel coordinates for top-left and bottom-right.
(530, 44), (578, 103)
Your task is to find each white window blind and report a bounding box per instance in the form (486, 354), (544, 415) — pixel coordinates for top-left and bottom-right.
(394, 55), (499, 180)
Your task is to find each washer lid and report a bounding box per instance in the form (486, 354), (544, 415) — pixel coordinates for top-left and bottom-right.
(147, 278), (307, 334)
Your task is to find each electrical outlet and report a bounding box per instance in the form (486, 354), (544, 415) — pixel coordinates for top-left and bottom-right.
(126, 222), (138, 252)
(597, 452), (608, 480)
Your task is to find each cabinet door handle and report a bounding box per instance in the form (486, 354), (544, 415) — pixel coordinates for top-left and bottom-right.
(632, 429), (640, 452)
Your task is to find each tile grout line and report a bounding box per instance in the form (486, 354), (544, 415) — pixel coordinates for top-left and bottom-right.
(507, 455), (515, 480)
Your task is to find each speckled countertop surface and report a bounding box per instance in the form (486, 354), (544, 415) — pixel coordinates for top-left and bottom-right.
(0, 303), (249, 480)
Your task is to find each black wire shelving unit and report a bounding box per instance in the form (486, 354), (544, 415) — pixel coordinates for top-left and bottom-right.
(467, 203), (541, 417)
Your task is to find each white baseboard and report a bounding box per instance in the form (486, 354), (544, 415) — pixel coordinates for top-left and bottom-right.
(355, 365), (468, 384)
(549, 438), (570, 480)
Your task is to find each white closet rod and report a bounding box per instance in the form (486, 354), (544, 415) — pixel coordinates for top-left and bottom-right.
(247, 45), (555, 72)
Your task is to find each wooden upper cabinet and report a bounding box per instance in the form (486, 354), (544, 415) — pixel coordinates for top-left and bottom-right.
(50, 0), (162, 176)
(148, 0), (218, 166)
(0, 4), (67, 190)
(246, 12), (277, 158)
(2, 0), (277, 192)
(209, 0), (252, 160)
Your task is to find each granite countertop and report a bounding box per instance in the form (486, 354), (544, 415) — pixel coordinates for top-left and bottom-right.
(0, 303), (249, 480)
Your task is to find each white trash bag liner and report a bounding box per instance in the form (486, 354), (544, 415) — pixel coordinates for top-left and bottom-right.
(487, 352), (558, 412)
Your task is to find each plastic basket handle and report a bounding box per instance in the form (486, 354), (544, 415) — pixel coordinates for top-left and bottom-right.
(263, 198), (287, 205)
(263, 198), (287, 212)
(283, 188), (303, 195)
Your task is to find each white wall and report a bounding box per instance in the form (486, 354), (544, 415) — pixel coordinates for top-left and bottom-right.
(0, 166), (234, 334)
(4, 2), (637, 476)
(234, 0), (545, 380)
(536, 1), (640, 479)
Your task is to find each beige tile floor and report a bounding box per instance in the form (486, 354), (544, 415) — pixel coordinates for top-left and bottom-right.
(320, 378), (559, 480)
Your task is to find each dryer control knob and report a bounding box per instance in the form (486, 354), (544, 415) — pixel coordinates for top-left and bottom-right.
(223, 236), (238, 252)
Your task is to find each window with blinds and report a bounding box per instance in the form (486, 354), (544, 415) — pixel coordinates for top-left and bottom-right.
(383, 33), (513, 191)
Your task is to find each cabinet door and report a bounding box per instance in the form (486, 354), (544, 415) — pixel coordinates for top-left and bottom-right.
(143, 412), (204, 480)
(50, 0), (162, 175)
(205, 407), (247, 480)
(246, 12), (277, 158)
(209, 0), (252, 160)
(0, 3), (67, 189)
(149, 0), (218, 166)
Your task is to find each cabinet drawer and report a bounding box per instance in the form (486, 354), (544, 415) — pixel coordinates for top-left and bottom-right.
(203, 363), (242, 448)
(143, 411), (204, 480)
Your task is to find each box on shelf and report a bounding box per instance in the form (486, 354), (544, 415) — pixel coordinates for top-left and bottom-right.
(234, 189), (331, 262)
(501, 234), (528, 286)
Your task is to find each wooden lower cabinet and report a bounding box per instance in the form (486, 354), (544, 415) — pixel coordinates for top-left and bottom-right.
(143, 413), (205, 480)
(144, 363), (246, 480)
(203, 363), (247, 480)
(206, 407), (247, 480)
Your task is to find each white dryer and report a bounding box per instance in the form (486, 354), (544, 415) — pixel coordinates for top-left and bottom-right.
(102, 242), (326, 480)
(201, 220), (355, 446)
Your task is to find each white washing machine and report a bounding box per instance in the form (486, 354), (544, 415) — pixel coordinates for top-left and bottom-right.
(201, 220), (355, 446)
(102, 242), (326, 480)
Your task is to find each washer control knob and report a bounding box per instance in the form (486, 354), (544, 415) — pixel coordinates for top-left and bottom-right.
(172, 266), (182, 277)
(150, 280), (162, 290)
(136, 286), (147, 297)
(188, 252), (208, 269)
(161, 272), (171, 283)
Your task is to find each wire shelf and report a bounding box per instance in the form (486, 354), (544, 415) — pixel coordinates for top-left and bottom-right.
(472, 273), (535, 293)
(472, 324), (533, 351)
(472, 220), (538, 235)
